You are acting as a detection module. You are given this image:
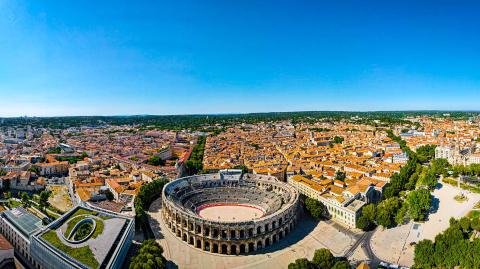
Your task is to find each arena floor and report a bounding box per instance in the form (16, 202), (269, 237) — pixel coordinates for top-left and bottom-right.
(197, 203), (265, 222)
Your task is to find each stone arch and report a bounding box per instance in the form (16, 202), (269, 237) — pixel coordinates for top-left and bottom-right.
(248, 242), (255, 252)
(196, 239), (202, 248)
(257, 240), (263, 249)
(213, 243), (219, 253)
(182, 233), (187, 242)
(189, 236), (194, 245)
(265, 237), (271, 247)
(231, 245), (237, 255)
(240, 244), (246, 254)
(221, 244), (228, 254)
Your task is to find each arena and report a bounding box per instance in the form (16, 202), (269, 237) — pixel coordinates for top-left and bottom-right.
(162, 170), (300, 255)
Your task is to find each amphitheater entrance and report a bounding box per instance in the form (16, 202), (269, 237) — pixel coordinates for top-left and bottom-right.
(265, 237), (271, 247)
(204, 241), (210, 251)
(221, 244), (228, 254)
(231, 245), (237, 255)
(257, 241), (263, 249)
(240, 244), (246, 254)
(213, 243), (219, 253)
(248, 242), (255, 252)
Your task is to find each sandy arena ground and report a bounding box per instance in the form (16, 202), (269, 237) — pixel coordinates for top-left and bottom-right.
(198, 204), (264, 222)
(148, 198), (362, 269)
(370, 182), (480, 267)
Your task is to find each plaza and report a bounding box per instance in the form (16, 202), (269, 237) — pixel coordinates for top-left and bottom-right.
(370, 182), (480, 267)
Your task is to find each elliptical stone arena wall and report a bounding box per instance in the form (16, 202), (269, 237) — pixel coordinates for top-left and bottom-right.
(162, 173), (300, 255)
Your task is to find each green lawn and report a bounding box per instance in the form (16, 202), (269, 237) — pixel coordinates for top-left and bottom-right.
(41, 230), (99, 269)
(443, 178), (480, 194)
(65, 208), (105, 239)
(467, 210), (480, 219)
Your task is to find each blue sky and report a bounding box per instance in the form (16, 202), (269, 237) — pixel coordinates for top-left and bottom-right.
(0, 0), (479, 116)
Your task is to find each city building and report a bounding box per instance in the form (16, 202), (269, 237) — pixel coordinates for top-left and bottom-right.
(30, 206), (134, 269)
(0, 207), (43, 268)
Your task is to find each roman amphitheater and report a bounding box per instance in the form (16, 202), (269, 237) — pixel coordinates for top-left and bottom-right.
(161, 170), (300, 255)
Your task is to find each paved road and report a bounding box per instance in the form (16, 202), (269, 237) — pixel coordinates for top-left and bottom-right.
(345, 228), (385, 268)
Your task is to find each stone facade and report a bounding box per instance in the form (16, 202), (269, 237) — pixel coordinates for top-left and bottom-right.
(162, 172), (299, 255)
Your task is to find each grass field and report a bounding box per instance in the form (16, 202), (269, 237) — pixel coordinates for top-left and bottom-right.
(42, 230), (99, 268)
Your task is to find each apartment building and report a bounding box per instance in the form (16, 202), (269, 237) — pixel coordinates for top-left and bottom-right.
(288, 175), (369, 228)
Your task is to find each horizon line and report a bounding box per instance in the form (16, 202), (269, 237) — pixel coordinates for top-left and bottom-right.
(1, 109), (480, 119)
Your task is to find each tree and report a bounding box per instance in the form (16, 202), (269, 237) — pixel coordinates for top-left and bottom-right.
(376, 197), (402, 228)
(288, 258), (315, 269)
(459, 217), (471, 233)
(414, 239), (435, 269)
(395, 203), (409, 225)
(431, 158), (449, 176)
(28, 166), (40, 174)
(416, 167), (437, 189)
(135, 178), (169, 233)
(335, 171), (346, 181)
(39, 190), (51, 212)
(305, 198), (328, 219)
(357, 204), (376, 230)
(105, 189), (114, 201)
(20, 192), (30, 208)
(333, 136), (344, 144)
(406, 189), (432, 221)
(145, 156), (165, 166)
(0, 169), (6, 176)
(332, 260), (351, 269)
(312, 248), (335, 269)
(129, 239), (166, 269)
(233, 165), (249, 174)
(471, 217), (480, 231)
(416, 145), (437, 163)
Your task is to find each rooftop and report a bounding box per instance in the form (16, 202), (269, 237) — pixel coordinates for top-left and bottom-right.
(2, 207), (43, 238)
(35, 206), (133, 269)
